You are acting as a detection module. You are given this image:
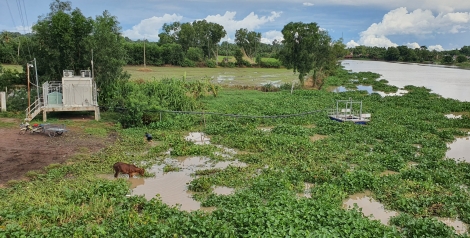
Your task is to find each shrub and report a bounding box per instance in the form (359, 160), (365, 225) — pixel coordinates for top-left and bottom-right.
(205, 59), (216, 68)
(181, 58), (196, 67)
(186, 47), (204, 62)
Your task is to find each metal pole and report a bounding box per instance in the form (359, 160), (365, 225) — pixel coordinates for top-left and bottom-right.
(34, 58), (39, 102)
(27, 64), (30, 117)
(144, 39), (146, 67)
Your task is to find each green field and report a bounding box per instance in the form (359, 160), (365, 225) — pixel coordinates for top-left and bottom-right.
(2, 67), (470, 236)
(124, 65), (299, 86)
(1, 64), (298, 87)
(1, 64), (23, 72)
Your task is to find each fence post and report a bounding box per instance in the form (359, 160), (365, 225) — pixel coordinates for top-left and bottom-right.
(203, 110), (206, 128)
(159, 112), (162, 121)
(0, 92), (6, 112)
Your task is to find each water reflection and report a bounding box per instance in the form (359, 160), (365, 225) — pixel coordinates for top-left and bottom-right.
(297, 182), (314, 198)
(342, 60), (470, 102)
(446, 136), (470, 163)
(330, 85), (408, 97)
(213, 186), (235, 195)
(437, 217), (468, 235)
(343, 191), (398, 225)
(132, 157), (246, 212)
(185, 132), (210, 145)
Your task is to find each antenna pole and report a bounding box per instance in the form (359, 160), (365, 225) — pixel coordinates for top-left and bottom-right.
(34, 58), (39, 101)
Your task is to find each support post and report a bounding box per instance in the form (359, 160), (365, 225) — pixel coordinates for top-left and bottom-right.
(94, 107), (101, 121)
(43, 109), (47, 122)
(0, 92), (6, 112)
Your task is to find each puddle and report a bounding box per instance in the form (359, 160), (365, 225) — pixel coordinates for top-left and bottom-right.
(407, 161), (419, 168)
(217, 75), (235, 83)
(380, 170), (399, 176)
(343, 191), (398, 225)
(185, 132), (210, 145)
(257, 126), (274, 132)
(133, 157), (245, 212)
(297, 182), (314, 198)
(446, 136), (470, 162)
(437, 217), (468, 235)
(310, 134), (327, 142)
(445, 114), (463, 119)
(260, 80), (282, 87)
(213, 186), (235, 195)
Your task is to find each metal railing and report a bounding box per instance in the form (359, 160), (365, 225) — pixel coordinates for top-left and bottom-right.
(25, 97), (43, 121)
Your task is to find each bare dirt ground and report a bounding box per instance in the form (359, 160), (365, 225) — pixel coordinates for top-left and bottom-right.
(0, 117), (112, 185)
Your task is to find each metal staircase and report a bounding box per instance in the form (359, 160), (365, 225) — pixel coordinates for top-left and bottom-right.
(25, 97), (43, 122)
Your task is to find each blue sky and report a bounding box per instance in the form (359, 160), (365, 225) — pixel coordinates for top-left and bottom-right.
(1, 0), (470, 51)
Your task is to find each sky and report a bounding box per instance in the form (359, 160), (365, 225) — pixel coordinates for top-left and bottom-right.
(1, 0), (470, 51)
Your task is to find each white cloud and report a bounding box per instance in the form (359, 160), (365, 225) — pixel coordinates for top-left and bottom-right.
(303, 2), (314, 6)
(346, 40), (360, 48)
(406, 42), (420, 49)
(428, 45), (445, 51)
(122, 14), (183, 41)
(301, 0), (470, 13)
(354, 7), (470, 47)
(204, 11), (282, 39)
(261, 30), (284, 44)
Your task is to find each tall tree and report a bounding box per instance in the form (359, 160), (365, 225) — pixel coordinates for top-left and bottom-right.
(90, 10), (129, 104)
(32, 0), (93, 80)
(192, 20), (226, 59)
(32, 0), (128, 104)
(277, 22), (334, 86)
(235, 28), (261, 58)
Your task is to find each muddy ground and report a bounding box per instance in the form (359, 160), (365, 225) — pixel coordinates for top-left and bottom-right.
(0, 117), (112, 185)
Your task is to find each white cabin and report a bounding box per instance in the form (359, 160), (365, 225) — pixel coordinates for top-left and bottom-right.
(25, 70), (100, 121)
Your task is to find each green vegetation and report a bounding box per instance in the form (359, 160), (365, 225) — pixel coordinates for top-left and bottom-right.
(1, 0), (470, 236)
(2, 67), (470, 236)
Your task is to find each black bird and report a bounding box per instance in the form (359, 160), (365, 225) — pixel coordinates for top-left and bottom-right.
(145, 133), (153, 142)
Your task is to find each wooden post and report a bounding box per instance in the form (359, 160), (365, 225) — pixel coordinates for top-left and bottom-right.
(27, 64), (30, 118)
(203, 110), (206, 128)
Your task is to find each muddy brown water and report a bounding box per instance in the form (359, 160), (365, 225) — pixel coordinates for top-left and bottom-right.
(446, 136), (470, 163)
(343, 190), (398, 226)
(297, 182), (314, 198)
(309, 134), (327, 142)
(437, 218), (468, 235)
(213, 186), (235, 195)
(102, 156), (246, 212)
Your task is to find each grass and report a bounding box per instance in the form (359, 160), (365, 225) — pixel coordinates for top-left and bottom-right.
(1, 68), (470, 236)
(1, 64), (23, 72)
(124, 65), (298, 86)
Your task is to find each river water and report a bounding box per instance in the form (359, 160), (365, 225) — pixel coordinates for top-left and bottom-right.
(341, 60), (470, 102)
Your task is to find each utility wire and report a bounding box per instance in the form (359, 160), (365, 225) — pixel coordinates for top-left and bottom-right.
(5, 0), (17, 28)
(15, 0), (32, 59)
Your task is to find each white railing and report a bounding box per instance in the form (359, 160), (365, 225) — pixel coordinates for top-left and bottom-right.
(25, 97), (43, 121)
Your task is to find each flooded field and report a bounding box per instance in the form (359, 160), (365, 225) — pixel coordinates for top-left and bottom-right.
(343, 191), (398, 225)
(101, 132), (247, 212)
(446, 136), (470, 163)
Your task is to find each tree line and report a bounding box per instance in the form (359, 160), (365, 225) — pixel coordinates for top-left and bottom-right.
(346, 45), (470, 65)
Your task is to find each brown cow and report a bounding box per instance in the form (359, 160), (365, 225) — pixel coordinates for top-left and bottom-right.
(113, 162), (145, 178)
